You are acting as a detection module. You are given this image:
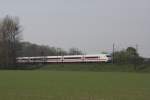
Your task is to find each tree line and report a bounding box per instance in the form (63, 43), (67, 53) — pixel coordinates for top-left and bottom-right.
(18, 42), (83, 57)
(113, 47), (145, 70)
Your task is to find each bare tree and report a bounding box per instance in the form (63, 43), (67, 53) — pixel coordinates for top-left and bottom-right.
(68, 48), (83, 55)
(0, 15), (22, 67)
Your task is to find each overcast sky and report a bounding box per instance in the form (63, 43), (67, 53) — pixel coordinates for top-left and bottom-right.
(0, 0), (150, 57)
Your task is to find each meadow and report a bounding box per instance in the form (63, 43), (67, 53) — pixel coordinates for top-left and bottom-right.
(0, 70), (150, 100)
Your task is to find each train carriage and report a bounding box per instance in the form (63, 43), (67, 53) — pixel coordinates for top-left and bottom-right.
(17, 54), (111, 64)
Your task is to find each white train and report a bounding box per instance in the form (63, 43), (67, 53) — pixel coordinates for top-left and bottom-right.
(17, 54), (111, 64)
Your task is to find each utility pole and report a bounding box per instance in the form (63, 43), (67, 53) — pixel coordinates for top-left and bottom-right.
(134, 44), (139, 70)
(112, 43), (115, 64)
(136, 44), (138, 53)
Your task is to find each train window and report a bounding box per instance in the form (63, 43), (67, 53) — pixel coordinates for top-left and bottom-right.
(47, 58), (61, 59)
(106, 55), (111, 57)
(85, 57), (98, 59)
(64, 57), (81, 59)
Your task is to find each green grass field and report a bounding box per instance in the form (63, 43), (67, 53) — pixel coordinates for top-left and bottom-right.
(0, 70), (150, 100)
(39, 63), (150, 72)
